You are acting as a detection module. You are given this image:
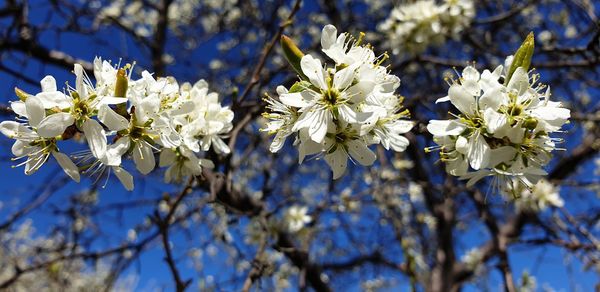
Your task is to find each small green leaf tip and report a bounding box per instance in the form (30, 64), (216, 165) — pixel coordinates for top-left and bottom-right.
(14, 87), (29, 102)
(505, 32), (535, 85)
(281, 35), (307, 80)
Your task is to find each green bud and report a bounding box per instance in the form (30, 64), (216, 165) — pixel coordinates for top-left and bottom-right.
(114, 69), (128, 98)
(114, 69), (129, 117)
(523, 117), (538, 130)
(505, 32), (535, 86)
(495, 162), (509, 171)
(15, 87), (30, 101)
(47, 262), (61, 276)
(281, 35), (307, 80)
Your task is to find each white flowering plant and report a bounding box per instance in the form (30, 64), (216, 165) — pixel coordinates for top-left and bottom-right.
(0, 1), (598, 291)
(0, 57), (232, 190)
(263, 24), (414, 179)
(426, 33), (571, 195)
(378, 0), (475, 55)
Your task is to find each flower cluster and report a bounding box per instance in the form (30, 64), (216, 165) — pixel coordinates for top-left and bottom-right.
(426, 55), (570, 193)
(263, 25), (413, 179)
(0, 57), (232, 190)
(0, 220), (138, 291)
(378, 0), (475, 55)
(514, 179), (564, 212)
(96, 0), (240, 38)
(283, 205), (312, 233)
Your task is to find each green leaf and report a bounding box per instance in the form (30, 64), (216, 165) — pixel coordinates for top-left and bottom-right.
(281, 35), (307, 80)
(288, 80), (312, 93)
(505, 32), (535, 85)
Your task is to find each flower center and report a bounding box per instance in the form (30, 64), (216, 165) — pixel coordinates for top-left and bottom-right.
(507, 103), (522, 116)
(129, 126), (145, 139)
(73, 101), (91, 120)
(322, 88), (339, 106)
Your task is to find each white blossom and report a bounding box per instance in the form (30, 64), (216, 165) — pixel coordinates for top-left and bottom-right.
(1, 57), (232, 190)
(378, 0), (475, 55)
(515, 179), (564, 211)
(284, 205), (312, 233)
(264, 25), (413, 179)
(427, 57), (570, 193)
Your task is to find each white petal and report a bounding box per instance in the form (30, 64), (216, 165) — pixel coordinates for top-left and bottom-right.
(321, 25), (347, 63)
(448, 84), (475, 116)
(446, 156), (469, 176)
(333, 65), (356, 90)
(348, 80), (375, 104)
(506, 126), (525, 144)
(324, 146), (347, 179)
(99, 96), (128, 105)
(388, 120), (414, 134)
(159, 127), (182, 148)
(462, 66), (480, 81)
(269, 131), (290, 153)
(74, 64), (88, 99)
(10, 140), (25, 157)
(479, 69), (503, 93)
(435, 96), (450, 103)
(427, 120), (466, 136)
(93, 56), (103, 81)
(37, 113), (74, 138)
(504, 56), (513, 72)
(455, 136), (469, 154)
(133, 142), (155, 175)
(10, 101), (27, 117)
(337, 104), (359, 123)
(113, 167), (134, 191)
(530, 107), (570, 122)
(25, 95), (45, 127)
(279, 92), (312, 108)
(308, 109), (331, 143)
(347, 140), (376, 166)
(462, 79), (480, 97)
(321, 24), (338, 50)
(488, 146), (517, 168)
(102, 137), (130, 166)
(199, 158), (215, 169)
(40, 75), (57, 92)
(159, 148), (177, 167)
(0, 121), (28, 138)
(478, 87), (505, 111)
(388, 134), (410, 152)
(211, 137), (230, 154)
(298, 134), (323, 163)
(467, 131), (490, 170)
(52, 151), (80, 182)
(300, 55), (327, 89)
(461, 170), (493, 187)
(98, 104), (128, 131)
(36, 92), (73, 109)
(483, 108), (507, 134)
(82, 119), (107, 159)
(507, 67), (529, 95)
(169, 100), (195, 116)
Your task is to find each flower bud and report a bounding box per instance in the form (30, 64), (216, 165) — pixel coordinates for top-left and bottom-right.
(114, 69), (129, 116)
(281, 35), (307, 80)
(523, 117), (538, 130)
(505, 32), (534, 85)
(14, 87), (30, 101)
